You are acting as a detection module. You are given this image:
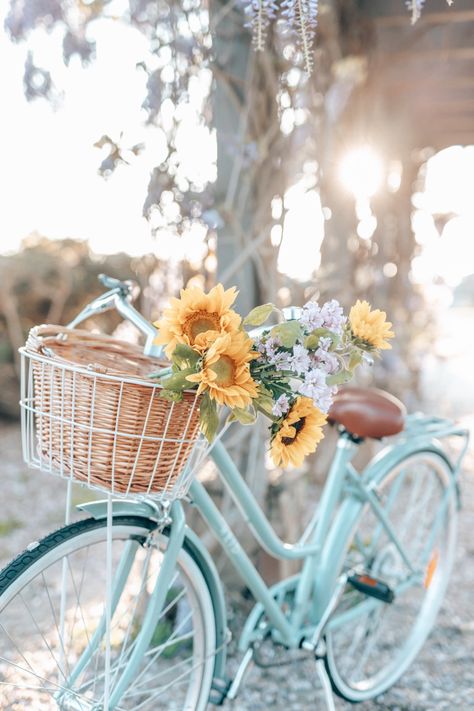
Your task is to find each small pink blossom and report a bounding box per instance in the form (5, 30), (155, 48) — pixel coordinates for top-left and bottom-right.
(272, 394), (290, 417)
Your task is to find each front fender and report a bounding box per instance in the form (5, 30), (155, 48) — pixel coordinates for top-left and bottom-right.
(78, 499), (228, 682)
(77, 498), (163, 521)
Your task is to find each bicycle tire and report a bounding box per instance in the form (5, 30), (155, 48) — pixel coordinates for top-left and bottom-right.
(0, 515), (217, 710)
(324, 449), (457, 702)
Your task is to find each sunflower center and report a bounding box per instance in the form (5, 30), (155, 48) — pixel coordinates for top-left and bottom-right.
(281, 417), (306, 445)
(210, 355), (236, 387)
(183, 311), (220, 342)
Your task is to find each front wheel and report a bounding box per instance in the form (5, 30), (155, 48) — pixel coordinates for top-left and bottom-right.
(0, 516), (217, 710)
(325, 450), (457, 702)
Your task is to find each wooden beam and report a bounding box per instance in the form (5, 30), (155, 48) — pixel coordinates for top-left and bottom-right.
(385, 76), (474, 91)
(376, 9), (474, 28)
(388, 47), (474, 63)
(414, 121), (474, 134)
(429, 135), (474, 147)
(412, 99), (474, 112)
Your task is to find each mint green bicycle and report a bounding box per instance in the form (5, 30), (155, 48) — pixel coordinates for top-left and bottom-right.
(1, 275), (469, 710)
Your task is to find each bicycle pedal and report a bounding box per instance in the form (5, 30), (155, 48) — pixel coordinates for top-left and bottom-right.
(348, 573), (394, 603)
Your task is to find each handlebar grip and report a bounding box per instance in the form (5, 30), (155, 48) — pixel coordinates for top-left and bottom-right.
(98, 273), (137, 297)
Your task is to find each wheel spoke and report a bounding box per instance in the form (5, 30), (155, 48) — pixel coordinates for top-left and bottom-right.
(18, 591), (68, 683)
(0, 520), (215, 710)
(118, 609), (194, 698)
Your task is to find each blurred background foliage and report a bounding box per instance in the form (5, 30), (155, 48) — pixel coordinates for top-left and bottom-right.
(0, 235), (204, 416)
(3, 0), (470, 410)
(2, 0), (474, 560)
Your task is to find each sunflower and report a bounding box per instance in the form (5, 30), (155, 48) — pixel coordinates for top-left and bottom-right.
(271, 397), (326, 468)
(349, 300), (394, 351)
(185, 332), (258, 409)
(154, 283), (241, 358)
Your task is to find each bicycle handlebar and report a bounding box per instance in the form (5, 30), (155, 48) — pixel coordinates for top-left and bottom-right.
(67, 273), (162, 358)
(97, 273), (135, 295)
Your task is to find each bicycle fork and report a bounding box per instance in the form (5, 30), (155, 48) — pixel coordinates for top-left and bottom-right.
(56, 502), (186, 711)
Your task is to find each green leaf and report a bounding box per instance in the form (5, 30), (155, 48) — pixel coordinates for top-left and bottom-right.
(326, 369), (353, 386)
(149, 366), (172, 379)
(228, 405), (257, 425)
(254, 394), (274, 418)
(270, 320), (302, 348)
(348, 350), (363, 370)
(199, 393), (219, 442)
(258, 383), (273, 398)
(305, 327), (339, 351)
(159, 389), (184, 403)
(304, 334), (319, 350)
(161, 367), (197, 392)
(171, 344), (201, 369)
(243, 303), (275, 327)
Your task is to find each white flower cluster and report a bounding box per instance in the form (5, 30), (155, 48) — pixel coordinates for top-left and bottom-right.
(257, 299), (346, 417)
(300, 298), (346, 334)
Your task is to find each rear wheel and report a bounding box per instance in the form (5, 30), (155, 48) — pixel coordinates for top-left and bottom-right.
(325, 450), (457, 702)
(0, 516), (216, 710)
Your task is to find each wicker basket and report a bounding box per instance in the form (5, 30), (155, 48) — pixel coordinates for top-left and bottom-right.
(19, 325), (202, 499)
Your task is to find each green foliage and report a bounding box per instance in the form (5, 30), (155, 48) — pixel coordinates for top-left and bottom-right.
(326, 369), (353, 386)
(254, 392), (274, 417)
(171, 344), (201, 369)
(161, 367), (197, 392)
(348, 350), (363, 370)
(0, 518), (21, 537)
(199, 393), (219, 442)
(159, 389), (184, 403)
(243, 303), (276, 327)
(270, 320), (302, 348)
(227, 405), (257, 425)
(304, 327), (339, 351)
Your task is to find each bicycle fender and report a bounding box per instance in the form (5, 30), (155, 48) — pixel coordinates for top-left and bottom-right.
(361, 441), (453, 487)
(78, 499), (163, 521)
(78, 499), (229, 682)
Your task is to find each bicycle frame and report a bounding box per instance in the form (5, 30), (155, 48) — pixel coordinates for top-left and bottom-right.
(80, 417), (467, 676)
(66, 280), (470, 707)
(185, 418), (467, 651)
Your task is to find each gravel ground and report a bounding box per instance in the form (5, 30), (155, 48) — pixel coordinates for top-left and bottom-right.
(0, 419), (473, 710)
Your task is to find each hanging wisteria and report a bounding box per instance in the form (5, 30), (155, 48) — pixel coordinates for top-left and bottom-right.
(408, 0), (454, 25)
(281, 0), (319, 74)
(243, 0), (455, 74)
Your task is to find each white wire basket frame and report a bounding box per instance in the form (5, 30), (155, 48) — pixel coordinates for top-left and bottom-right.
(19, 346), (218, 502)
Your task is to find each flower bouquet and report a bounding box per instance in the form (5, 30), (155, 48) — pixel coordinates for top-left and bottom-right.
(153, 285), (394, 468)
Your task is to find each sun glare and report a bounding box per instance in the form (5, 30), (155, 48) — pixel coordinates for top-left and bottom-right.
(339, 146), (383, 199)
(277, 179), (325, 281)
(411, 145), (474, 288)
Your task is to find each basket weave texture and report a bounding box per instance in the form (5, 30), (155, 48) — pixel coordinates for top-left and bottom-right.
(24, 325), (201, 496)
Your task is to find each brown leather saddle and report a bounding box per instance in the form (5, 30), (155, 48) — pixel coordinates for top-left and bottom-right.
(328, 387), (406, 439)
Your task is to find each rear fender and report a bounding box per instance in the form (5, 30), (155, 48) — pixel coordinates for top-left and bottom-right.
(361, 440), (454, 487)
